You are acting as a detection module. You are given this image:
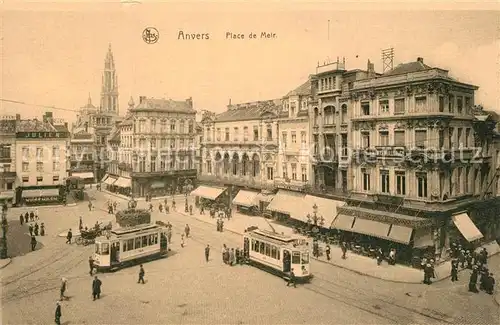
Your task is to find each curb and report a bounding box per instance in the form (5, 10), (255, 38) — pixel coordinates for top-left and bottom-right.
(101, 190), (187, 202)
(0, 258), (12, 269)
(495, 293), (500, 306)
(10, 203), (77, 210)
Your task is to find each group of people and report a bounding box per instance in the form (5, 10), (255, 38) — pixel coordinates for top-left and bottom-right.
(221, 244), (245, 265)
(216, 218), (225, 232)
(106, 200), (118, 214)
(19, 210), (45, 251)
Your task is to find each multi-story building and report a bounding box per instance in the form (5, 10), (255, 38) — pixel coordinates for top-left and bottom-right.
(197, 100), (280, 211)
(275, 80), (312, 192)
(331, 57), (496, 261)
(14, 112), (70, 205)
(69, 103), (96, 183)
(309, 58), (377, 196)
(0, 115), (17, 206)
(71, 45), (121, 182)
(114, 96), (197, 198)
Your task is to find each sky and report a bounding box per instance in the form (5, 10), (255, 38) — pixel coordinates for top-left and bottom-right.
(1, 2), (499, 123)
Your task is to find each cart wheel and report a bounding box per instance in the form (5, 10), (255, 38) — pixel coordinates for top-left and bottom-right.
(75, 237), (83, 245)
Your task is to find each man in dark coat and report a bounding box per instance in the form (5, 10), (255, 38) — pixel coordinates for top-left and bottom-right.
(451, 259), (459, 282)
(34, 222), (39, 236)
(340, 242), (347, 259)
(30, 235), (37, 251)
(89, 256), (95, 276)
(29, 211), (34, 222)
(28, 224), (33, 236)
(24, 212), (29, 224)
(286, 268), (297, 288)
(92, 276), (102, 300)
(19, 214), (24, 225)
(66, 229), (72, 244)
(468, 266), (479, 293)
(485, 273), (495, 295)
(55, 301), (62, 325)
(205, 244), (210, 262)
(138, 265), (145, 284)
(325, 244), (331, 261)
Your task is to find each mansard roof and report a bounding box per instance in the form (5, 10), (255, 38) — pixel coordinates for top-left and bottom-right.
(132, 98), (195, 113)
(285, 79), (312, 97)
(16, 119), (57, 132)
(382, 59), (433, 76)
(215, 99), (281, 122)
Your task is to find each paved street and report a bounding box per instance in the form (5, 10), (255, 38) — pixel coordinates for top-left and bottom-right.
(1, 189), (499, 324)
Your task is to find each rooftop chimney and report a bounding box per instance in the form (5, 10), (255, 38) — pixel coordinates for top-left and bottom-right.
(186, 97), (193, 108)
(139, 96), (146, 104)
(417, 57), (424, 63)
(16, 114), (20, 120)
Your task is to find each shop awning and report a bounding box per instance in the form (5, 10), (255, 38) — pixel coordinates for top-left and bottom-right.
(72, 172), (94, 179)
(232, 190), (259, 207)
(0, 191), (14, 200)
(452, 213), (484, 242)
(22, 188), (60, 198)
(151, 181), (165, 189)
(331, 214), (355, 231)
(104, 176), (117, 185)
(114, 177), (131, 188)
(387, 225), (413, 244)
(101, 174), (109, 183)
(266, 190), (306, 216)
(291, 195), (345, 228)
(255, 192), (274, 203)
(190, 185), (227, 200)
(351, 218), (391, 239)
(413, 228), (434, 248)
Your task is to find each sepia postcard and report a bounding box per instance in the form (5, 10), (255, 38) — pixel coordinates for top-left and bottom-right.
(1, 1), (499, 324)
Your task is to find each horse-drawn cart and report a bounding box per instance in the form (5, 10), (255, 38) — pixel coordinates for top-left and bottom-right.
(76, 222), (112, 246)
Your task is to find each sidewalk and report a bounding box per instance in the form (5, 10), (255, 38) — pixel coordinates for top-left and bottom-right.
(180, 208), (500, 284)
(100, 189), (188, 203)
(0, 258), (11, 269)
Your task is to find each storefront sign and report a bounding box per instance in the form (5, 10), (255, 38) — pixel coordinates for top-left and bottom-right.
(24, 196), (60, 203)
(17, 132), (69, 139)
(276, 181), (305, 192)
(375, 194), (404, 206)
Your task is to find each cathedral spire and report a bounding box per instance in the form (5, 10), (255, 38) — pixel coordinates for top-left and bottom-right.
(100, 44), (119, 115)
(88, 92), (92, 106)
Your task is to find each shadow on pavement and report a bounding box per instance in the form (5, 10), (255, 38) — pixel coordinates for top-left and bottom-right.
(5, 221), (44, 258)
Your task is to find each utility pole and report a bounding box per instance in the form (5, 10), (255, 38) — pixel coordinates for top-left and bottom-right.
(1, 205), (8, 259)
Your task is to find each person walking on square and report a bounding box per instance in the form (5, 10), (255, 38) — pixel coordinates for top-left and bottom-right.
(28, 224), (33, 236)
(229, 248), (235, 266)
(35, 208), (39, 220)
(66, 229), (72, 244)
(205, 244), (210, 262)
(54, 301), (62, 325)
(286, 268), (297, 288)
(89, 256), (95, 276)
(34, 222), (39, 236)
(88, 201), (92, 211)
(172, 198), (176, 211)
(468, 265), (479, 293)
(180, 234), (185, 248)
(92, 276), (102, 300)
(60, 278), (68, 300)
(340, 242), (347, 259)
(138, 265), (145, 284)
(24, 212), (29, 224)
(325, 244), (331, 261)
(185, 224), (190, 238)
(30, 211), (34, 222)
(30, 235), (37, 251)
(40, 223), (45, 236)
(19, 214), (24, 225)
(451, 259), (459, 282)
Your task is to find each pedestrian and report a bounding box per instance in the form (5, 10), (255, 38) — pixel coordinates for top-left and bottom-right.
(138, 264), (145, 284)
(485, 273), (495, 295)
(79, 216), (83, 231)
(88, 201), (92, 211)
(388, 248), (396, 265)
(451, 259), (459, 282)
(286, 268), (297, 288)
(466, 251), (473, 269)
(89, 256), (95, 276)
(222, 244), (228, 263)
(229, 248), (235, 266)
(479, 265), (489, 291)
(479, 248), (488, 265)
(180, 234), (185, 248)
(30, 211), (34, 222)
(24, 212), (29, 224)
(340, 242), (347, 259)
(172, 199), (176, 211)
(92, 276), (102, 300)
(35, 208), (39, 220)
(376, 248), (384, 266)
(28, 224), (33, 236)
(164, 198), (168, 208)
(165, 205), (170, 214)
(60, 278), (68, 300)
(200, 205), (205, 215)
(189, 204), (193, 215)
(149, 203), (153, 212)
(325, 243), (331, 261)
(235, 247), (241, 264)
(34, 222), (39, 236)
(159, 203), (163, 213)
(54, 301), (62, 325)
(220, 219), (224, 232)
(19, 214), (24, 225)
(40, 223), (45, 236)
(468, 265), (479, 293)
(205, 244), (210, 262)
(66, 229), (72, 244)
(30, 235), (37, 251)
(423, 263), (434, 285)
(185, 224), (190, 238)
(458, 250), (466, 268)
(113, 201), (117, 211)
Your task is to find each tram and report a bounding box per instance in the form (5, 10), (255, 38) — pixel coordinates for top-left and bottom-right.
(92, 223), (169, 272)
(243, 228), (312, 282)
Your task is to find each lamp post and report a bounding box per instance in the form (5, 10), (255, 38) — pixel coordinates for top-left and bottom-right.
(1, 206), (8, 259)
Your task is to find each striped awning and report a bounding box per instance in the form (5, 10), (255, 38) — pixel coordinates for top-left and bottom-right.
(452, 213), (484, 242)
(104, 176), (117, 185)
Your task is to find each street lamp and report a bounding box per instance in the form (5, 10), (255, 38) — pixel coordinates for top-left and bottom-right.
(1, 206), (8, 259)
(312, 203), (325, 228)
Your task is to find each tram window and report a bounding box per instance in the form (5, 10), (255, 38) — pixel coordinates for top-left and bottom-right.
(277, 250), (280, 260)
(101, 243), (110, 255)
(292, 251), (301, 264)
(127, 239), (135, 250)
(265, 243), (271, 256)
(251, 239), (255, 251)
(253, 240), (258, 252)
(95, 243), (101, 254)
(302, 252), (309, 264)
(142, 236), (148, 246)
(135, 237), (142, 249)
(123, 242), (127, 252)
(148, 235), (153, 245)
(259, 242), (265, 254)
(154, 234), (158, 244)
(271, 246), (277, 259)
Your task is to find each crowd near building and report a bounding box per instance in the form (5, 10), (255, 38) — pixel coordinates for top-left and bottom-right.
(1, 45), (500, 269)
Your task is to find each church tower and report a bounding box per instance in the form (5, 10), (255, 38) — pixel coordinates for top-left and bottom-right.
(100, 43), (119, 115)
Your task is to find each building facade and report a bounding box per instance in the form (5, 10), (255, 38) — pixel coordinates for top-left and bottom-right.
(14, 112), (70, 205)
(332, 57), (496, 261)
(276, 80), (312, 192)
(114, 96), (197, 198)
(0, 115), (18, 205)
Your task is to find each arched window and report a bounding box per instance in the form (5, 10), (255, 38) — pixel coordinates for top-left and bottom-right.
(324, 106), (335, 125)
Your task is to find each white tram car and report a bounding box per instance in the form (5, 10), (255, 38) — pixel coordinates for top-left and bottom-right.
(243, 228), (311, 282)
(93, 223), (169, 272)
